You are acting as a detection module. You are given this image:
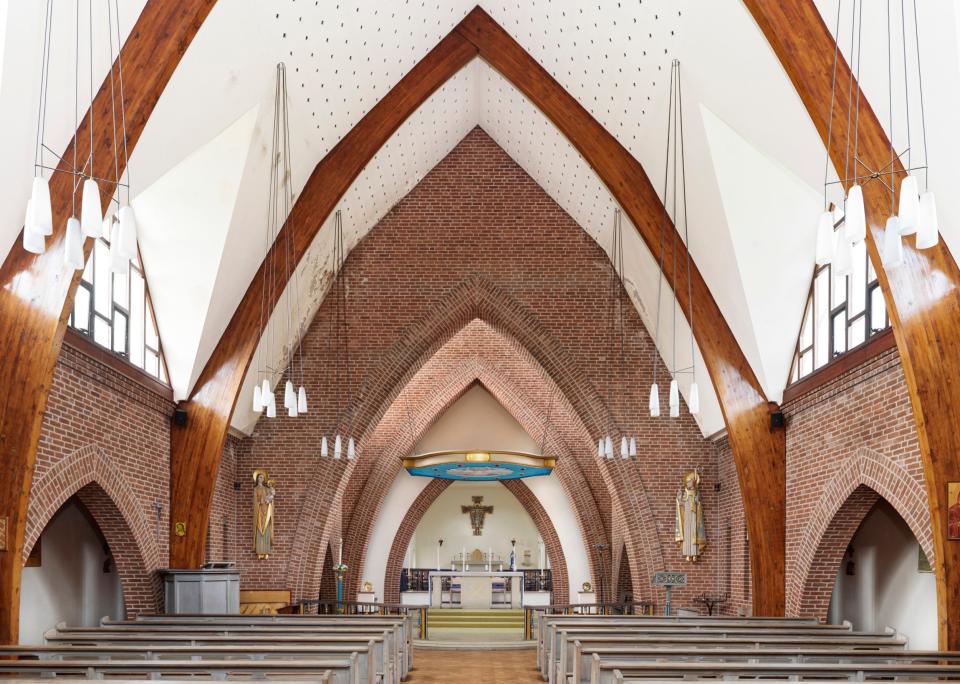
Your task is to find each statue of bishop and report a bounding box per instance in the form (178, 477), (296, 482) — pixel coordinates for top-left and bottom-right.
(253, 470), (275, 560)
(675, 471), (706, 561)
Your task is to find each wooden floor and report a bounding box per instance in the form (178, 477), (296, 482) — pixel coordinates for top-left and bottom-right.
(409, 647), (540, 682)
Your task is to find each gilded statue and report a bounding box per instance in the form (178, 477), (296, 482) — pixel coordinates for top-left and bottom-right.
(253, 469), (275, 559)
(675, 470), (706, 561)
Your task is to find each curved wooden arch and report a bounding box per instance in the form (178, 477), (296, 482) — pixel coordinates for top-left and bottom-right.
(743, 0), (960, 648)
(169, 7), (786, 614)
(0, 0), (216, 644)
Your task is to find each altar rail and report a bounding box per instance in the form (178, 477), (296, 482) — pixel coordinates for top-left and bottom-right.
(402, 567), (552, 592)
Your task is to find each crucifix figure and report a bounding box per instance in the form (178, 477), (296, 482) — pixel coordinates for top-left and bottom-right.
(462, 496), (493, 536)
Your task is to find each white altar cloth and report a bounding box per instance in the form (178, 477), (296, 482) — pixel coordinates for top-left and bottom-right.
(428, 570), (524, 608)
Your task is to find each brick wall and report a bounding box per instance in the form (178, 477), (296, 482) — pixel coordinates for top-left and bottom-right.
(25, 341), (173, 616)
(714, 435), (752, 616)
(229, 128), (721, 608)
(782, 344), (930, 618)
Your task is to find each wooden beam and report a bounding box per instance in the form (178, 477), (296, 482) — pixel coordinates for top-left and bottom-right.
(170, 7), (786, 616)
(166, 31), (479, 568)
(743, 0), (960, 648)
(0, 1), (216, 645)
(456, 7), (786, 615)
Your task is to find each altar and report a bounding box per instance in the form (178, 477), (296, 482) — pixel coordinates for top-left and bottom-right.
(428, 571), (524, 609)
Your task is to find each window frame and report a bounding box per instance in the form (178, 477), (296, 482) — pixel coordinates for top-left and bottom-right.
(67, 236), (170, 385)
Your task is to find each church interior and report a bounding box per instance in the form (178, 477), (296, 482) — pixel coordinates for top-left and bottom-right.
(2, 0), (960, 682)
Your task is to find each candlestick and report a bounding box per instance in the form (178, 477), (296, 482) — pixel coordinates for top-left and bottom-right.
(487, 547), (491, 571)
(338, 538), (343, 566)
(436, 545), (440, 571)
(462, 546), (466, 571)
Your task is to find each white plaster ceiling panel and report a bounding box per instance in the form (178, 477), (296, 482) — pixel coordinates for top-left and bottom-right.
(133, 105), (261, 400)
(700, 103), (823, 399)
(231, 60), (481, 433)
(478, 62), (724, 436)
(811, 0), (960, 265)
(0, 0), (147, 260)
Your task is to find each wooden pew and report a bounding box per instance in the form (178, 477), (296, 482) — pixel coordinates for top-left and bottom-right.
(47, 629), (396, 684)
(591, 655), (960, 683)
(103, 614), (413, 675)
(543, 621), (893, 680)
(0, 643), (377, 684)
(568, 643), (960, 684)
(554, 634), (908, 684)
(0, 656), (359, 683)
(536, 615), (847, 676)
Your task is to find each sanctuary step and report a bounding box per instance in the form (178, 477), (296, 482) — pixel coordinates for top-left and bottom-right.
(428, 609), (525, 630)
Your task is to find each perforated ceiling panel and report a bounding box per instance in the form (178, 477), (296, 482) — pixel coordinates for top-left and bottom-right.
(232, 60), (481, 434)
(44, 1), (834, 437)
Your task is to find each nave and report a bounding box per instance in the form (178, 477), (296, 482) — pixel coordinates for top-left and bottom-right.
(4, 0), (960, 680)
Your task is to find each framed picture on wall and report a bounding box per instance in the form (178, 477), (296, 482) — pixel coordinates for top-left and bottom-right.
(949, 482), (960, 540)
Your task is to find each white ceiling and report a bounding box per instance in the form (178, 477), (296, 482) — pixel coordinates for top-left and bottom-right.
(3, 1), (958, 438)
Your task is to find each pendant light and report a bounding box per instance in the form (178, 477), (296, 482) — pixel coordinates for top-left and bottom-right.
(253, 63), (309, 421)
(651, 60), (700, 420)
(598, 208), (637, 459)
(320, 435), (329, 458)
(26, 0), (136, 269)
(320, 209), (357, 460)
(817, 0), (938, 271)
(814, 211), (835, 266)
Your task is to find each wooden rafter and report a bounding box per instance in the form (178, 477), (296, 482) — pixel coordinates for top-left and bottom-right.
(168, 7), (787, 616)
(0, 0), (217, 645)
(743, 0), (960, 649)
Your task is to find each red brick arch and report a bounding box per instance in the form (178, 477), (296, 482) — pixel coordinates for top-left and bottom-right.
(380, 478), (571, 604)
(788, 446), (933, 618)
(24, 444), (163, 615)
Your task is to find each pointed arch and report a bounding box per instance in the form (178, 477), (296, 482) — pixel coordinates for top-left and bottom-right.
(788, 446), (933, 618)
(169, 7), (785, 615)
(25, 444), (163, 615)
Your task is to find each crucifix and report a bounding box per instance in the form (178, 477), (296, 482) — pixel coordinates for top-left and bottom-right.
(461, 496), (493, 536)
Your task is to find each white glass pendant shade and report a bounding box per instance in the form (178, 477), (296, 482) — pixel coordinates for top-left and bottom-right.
(845, 185), (866, 243)
(117, 206), (138, 259)
(253, 384), (263, 412)
(597, 439), (604, 458)
(109, 221), (129, 275)
(261, 378), (271, 397)
(628, 437), (637, 458)
(31, 176), (53, 236)
(320, 435), (328, 458)
(620, 436), (628, 459)
(22, 201), (45, 254)
(689, 381), (700, 415)
(833, 227), (853, 277)
(916, 192), (939, 249)
(898, 175), (920, 235)
(814, 211), (834, 265)
(265, 392), (277, 418)
(347, 437), (356, 460)
(334, 434), (342, 459)
(64, 217), (85, 270)
(297, 386), (307, 413)
(668, 378), (679, 409)
(604, 436), (613, 459)
(649, 383), (660, 417)
(881, 216), (904, 268)
(287, 403), (298, 418)
(284, 380), (295, 409)
(80, 179), (102, 238)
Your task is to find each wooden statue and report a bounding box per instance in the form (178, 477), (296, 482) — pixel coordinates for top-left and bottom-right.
(675, 470), (706, 561)
(253, 469), (275, 559)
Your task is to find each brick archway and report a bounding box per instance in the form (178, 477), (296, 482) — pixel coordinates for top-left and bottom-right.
(25, 444), (163, 615)
(284, 271), (651, 602)
(380, 478), (571, 604)
(787, 446), (933, 618)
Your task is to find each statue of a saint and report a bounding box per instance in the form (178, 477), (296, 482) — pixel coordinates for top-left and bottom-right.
(675, 470), (706, 561)
(253, 470), (275, 559)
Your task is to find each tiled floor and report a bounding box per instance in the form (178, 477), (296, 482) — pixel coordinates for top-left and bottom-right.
(408, 648), (541, 682)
